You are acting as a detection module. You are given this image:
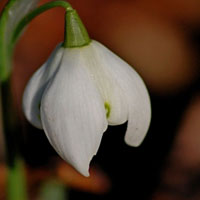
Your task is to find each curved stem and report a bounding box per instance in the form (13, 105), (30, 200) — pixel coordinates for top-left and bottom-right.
(0, 0), (16, 82)
(11, 1), (73, 44)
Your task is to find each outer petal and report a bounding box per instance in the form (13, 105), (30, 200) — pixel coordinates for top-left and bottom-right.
(77, 42), (128, 125)
(40, 48), (108, 177)
(91, 41), (151, 147)
(22, 44), (64, 129)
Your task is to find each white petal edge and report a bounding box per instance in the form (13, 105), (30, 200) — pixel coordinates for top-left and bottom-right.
(91, 40), (151, 146)
(40, 48), (108, 176)
(22, 44), (64, 129)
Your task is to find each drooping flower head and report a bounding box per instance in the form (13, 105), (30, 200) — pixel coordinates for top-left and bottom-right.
(23, 7), (151, 176)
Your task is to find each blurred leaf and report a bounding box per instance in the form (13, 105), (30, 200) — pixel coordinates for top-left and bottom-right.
(7, 158), (27, 200)
(39, 179), (68, 200)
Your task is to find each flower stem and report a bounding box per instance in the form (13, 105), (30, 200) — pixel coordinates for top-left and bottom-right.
(11, 1), (73, 45)
(12, 1), (91, 48)
(0, 79), (27, 200)
(7, 158), (27, 200)
(0, 0), (16, 82)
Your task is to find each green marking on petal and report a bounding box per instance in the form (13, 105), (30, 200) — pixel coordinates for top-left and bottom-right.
(104, 102), (111, 119)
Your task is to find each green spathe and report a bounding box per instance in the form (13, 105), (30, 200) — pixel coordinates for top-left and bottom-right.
(64, 9), (91, 48)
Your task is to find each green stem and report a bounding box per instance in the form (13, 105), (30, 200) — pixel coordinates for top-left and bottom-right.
(11, 1), (73, 44)
(1, 80), (27, 200)
(12, 0), (90, 48)
(7, 159), (27, 200)
(1, 80), (17, 166)
(0, 0), (16, 82)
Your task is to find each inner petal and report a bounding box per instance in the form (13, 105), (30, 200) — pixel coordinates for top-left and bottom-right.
(91, 40), (151, 147)
(80, 44), (128, 125)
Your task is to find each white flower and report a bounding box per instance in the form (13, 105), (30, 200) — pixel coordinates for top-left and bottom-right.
(23, 40), (151, 176)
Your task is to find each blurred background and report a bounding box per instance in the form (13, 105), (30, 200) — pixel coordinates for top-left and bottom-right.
(1, 0), (200, 199)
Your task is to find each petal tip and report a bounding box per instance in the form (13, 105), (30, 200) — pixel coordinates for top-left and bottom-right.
(124, 128), (148, 147)
(70, 157), (91, 177)
(124, 137), (143, 147)
(74, 164), (90, 177)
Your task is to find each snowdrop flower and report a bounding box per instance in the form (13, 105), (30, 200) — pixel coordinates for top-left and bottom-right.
(23, 9), (151, 176)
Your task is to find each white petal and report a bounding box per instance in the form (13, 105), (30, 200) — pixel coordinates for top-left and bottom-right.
(22, 44), (64, 129)
(78, 42), (128, 125)
(91, 41), (151, 146)
(40, 48), (108, 177)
